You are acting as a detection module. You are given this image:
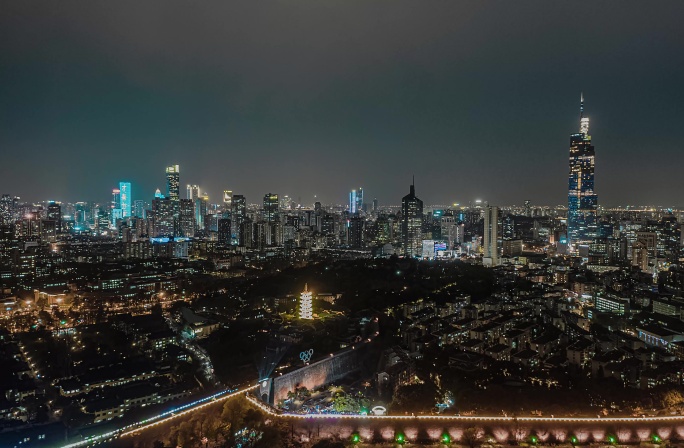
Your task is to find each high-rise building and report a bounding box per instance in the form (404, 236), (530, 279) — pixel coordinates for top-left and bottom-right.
(347, 216), (364, 248)
(46, 202), (62, 234)
(133, 200), (146, 218)
(166, 165), (180, 202)
(0, 194), (16, 225)
(179, 199), (195, 237)
(232, 194), (246, 245)
(187, 184), (201, 201)
(218, 218), (231, 244)
(483, 205), (499, 266)
(222, 190), (233, 217)
(119, 182), (132, 218)
(151, 197), (175, 237)
(401, 181), (423, 257)
(194, 194), (208, 231)
(263, 193), (279, 223)
(349, 188), (364, 214)
(111, 188), (121, 223)
(567, 94), (598, 246)
(280, 195), (291, 211)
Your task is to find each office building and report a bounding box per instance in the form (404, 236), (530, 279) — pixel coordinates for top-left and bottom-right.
(133, 200), (146, 219)
(166, 165), (180, 202)
(263, 193), (279, 223)
(187, 184), (200, 201)
(179, 199), (195, 237)
(0, 194), (16, 225)
(222, 190), (232, 217)
(567, 94), (598, 246)
(232, 194), (246, 244)
(483, 205), (499, 266)
(46, 202), (62, 234)
(401, 181), (423, 257)
(194, 194), (208, 231)
(119, 182), (131, 218)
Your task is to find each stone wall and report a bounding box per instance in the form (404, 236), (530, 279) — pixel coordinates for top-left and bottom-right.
(261, 347), (361, 404)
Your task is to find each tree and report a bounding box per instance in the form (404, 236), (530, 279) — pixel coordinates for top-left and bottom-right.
(660, 389), (684, 409)
(462, 427), (483, 448)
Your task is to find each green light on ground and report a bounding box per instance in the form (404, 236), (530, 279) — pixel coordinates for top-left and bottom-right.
(351, 433), (360, 444)
(608, 435), (616, 444)
(653, 434), (661, 443)
(441, 432), (451, 444)
(396, 432), (405, 444)
(530, 435), (538, 444)
(570, 435), (578, 445)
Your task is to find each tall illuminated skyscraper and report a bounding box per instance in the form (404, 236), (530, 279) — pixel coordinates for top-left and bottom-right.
(483, 205), (499, 266)
(567, 93), (598, 246)
(349, 188), (364, 214)
(401, 180), (423, 257)
(187, 185), (200, 201)
(119, 182), (131, 218)
(166, 165), (180, 202)
(263, 193), (279, 222)
(222, 190), (233, 216)
(349, 190), (358, 213)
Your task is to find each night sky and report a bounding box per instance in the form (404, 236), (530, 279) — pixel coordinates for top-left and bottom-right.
(1, 1), (683, 207)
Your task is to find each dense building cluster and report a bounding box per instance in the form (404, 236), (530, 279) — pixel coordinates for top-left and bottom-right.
(0, 98), (683, 447)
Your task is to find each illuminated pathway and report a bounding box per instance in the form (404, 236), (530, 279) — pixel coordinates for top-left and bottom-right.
(245, 394), (684, 445)
(61, 387), (684, 447)
(60, 385), (257, 448)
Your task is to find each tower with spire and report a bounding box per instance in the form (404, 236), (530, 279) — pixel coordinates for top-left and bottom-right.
(401, 177), (423, 258)
(567, 93), (598, 248)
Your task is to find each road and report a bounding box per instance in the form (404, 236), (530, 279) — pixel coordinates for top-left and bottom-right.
(60, 385), (257, 448)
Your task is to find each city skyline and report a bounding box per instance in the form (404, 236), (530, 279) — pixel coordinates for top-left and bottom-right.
(2, 2), (684, 206)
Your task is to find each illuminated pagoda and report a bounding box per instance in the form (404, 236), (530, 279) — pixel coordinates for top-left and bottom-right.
(299, 283), (313, 320)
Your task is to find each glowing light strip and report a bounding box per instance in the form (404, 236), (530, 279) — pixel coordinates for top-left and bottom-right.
(245, 395), (684, 423)
(60, 385), (257, 448)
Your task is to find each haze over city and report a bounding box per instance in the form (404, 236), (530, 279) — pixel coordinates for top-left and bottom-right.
(2, 1), (684, 206)
(2, 2), (684, 448)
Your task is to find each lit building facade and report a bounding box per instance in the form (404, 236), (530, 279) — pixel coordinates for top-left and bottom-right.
(166, 165), (180, 202)
(299, 284), (313, 320)
(119, 182), (131, 218)
(401, 182), (423, 257)
(263, 193), (279, 223)
(567, 94), (598, 246)
(483, 205), (499, 266)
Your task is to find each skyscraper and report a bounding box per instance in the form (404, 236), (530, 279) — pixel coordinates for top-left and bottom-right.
(401, 180), (423, 257)
(0, 194), (16, 225)
(187, 184), (200, 201)
(46, 202), (62, 234)
(349, 189), (358, 214)
(483, 205), (499, 266)
(232, 194), (246, 245)
(179, 199), (195, 237)
(263, 193), (279, 223)
(166, 165), (180, 202)
(222, 190), (233, 217)
(567, 94), (598, 247)
(119, 182), (131, 218)
(349, 188), (364, 214)
(111, 188), (122, 223)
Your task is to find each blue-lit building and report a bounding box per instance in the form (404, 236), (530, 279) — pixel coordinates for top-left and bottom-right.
(119, 181), (131, 218)
(567, 94), (598, 247)
(349, 188), (363, 214)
